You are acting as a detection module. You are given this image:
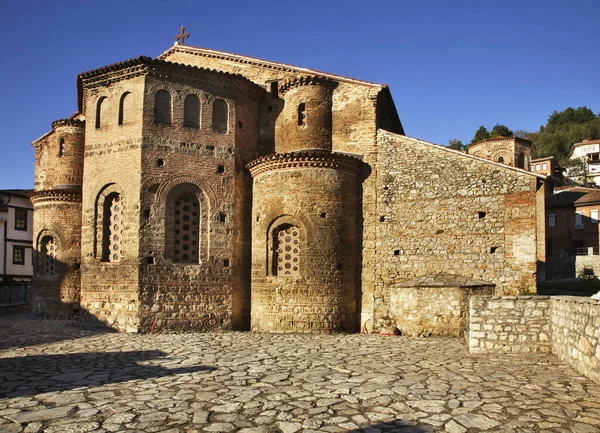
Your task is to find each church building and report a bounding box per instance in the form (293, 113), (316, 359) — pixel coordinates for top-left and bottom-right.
(30, 32), (546, 333)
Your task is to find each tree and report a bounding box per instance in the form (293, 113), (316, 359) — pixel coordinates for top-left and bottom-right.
(471, 126), (489, 144)
(448, 139), (464, 151)
(489, 123), (513, 138)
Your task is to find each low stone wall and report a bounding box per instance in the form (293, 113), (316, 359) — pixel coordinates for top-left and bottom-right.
(469, 296), (552, 353)
(469, 295), (600, 384)
(551, 297), (600, 384)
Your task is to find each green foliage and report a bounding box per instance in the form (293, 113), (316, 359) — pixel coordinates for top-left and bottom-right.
(471, 125), (489, 143)
(531, 106), (600, 163)
(490, 123), (513, 138)
(447, 138), (464, 151)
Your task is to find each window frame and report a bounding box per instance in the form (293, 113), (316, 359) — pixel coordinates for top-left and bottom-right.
(575, 211), (584, 229)
(12, 246), (25, 265)
(14, 208), (28, 231)
(591, 210), (599, 224)
(548, 213), (556, 228)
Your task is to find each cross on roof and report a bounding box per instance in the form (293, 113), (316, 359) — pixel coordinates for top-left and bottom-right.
(175, 26), (190, 45)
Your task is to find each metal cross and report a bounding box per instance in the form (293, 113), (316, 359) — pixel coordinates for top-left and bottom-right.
(175, 26), (190, 45)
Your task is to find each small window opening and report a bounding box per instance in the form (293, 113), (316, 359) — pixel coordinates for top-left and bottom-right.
(270, 82), (279, 98)
(394, 250), (400, 256)
(383, 186), (389, 190)
(217, 165), (225, 174)
(320, 212), (327, 219)
(497, 156), (504, 163)
(146, 256), (155, 265)
(156, 159), (164, 168)
(219, 212), (226, 223)
(58, 138), (65, 157)
(206, 144), (215, 152)
(256, 215), (259, 222)
(144, 209), (150, 218)
(490, 246), (499, 254)
(379, 216), (385, 222)
(224, 258), (230, 268)
(478, 211), (486, 219)
(297, 103), (306, 126)
(238, 121), (243, 129)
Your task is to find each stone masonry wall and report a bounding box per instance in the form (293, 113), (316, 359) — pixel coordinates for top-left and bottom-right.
(374, 132), (541, 327)
(469, 295), (600, 384)
(551, 297), (600, 384)
(469, 296), (552, 353)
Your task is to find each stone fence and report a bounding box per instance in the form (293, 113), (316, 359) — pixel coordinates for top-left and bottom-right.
(469, 295), (600, 384)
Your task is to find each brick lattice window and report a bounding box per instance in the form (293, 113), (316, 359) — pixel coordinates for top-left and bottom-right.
(14, 208), (27, 231)
(212, 99), (228, 133)
(102, 193), (123, 262)
(173, 192), (199, 263)
(13, 246), (25, 265)
(41, 236), (57, 275)
(184, 94), (200, 128)
(274, 225), (300, 276)
(154, 90), (172, 125)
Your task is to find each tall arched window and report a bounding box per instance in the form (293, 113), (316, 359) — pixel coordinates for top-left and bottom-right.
(212, 99), (228, 133)
(102, 193), (123, 262)
(40, 236), (57, 275)
(273, 224), (300, 276)
(184, 94), (200, 128)
(297, 103), (306, 126)
(118, 91), (131, 125)
(95, 96), (107, 129)
(58, 138), (65, 157)
(171, 192), (200, 263)
(154, 90), (172, 125)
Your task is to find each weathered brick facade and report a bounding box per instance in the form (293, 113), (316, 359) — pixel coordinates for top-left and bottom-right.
(30, 44), (545, 332)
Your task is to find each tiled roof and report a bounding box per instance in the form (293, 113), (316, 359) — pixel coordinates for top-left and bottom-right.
(575, 190), (600, 205)
(0, 189), (34, 198)
(547, 187), (600, 208)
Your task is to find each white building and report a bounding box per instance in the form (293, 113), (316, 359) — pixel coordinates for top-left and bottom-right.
(568, 139), (600, 186)
(0, 190), (34, 282)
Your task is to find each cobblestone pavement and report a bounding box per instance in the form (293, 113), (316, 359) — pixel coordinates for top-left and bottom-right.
(1, 319), (599, 433)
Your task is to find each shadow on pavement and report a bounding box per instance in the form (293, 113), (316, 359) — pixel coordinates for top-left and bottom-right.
(0, 349), (215, 398)
(347, 422), (435, 432)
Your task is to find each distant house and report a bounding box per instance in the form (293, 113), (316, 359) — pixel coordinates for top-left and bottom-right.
(0, 190), (34, 282)
(546, 186), (600, 257)
(466, 136), (532, 169)
(567, 139), (600, 186)
(531, 156), (560, 177)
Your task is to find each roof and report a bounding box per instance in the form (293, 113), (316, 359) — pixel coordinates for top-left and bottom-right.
(466, 136), (533, 149)
(158, 44), (384, 88)
(379, 131), (545, 179)
(531, 156), (556, 163)
(547, 187), (600, 208)
(0, 189), (34, 198)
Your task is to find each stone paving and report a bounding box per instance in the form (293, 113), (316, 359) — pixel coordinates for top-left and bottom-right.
(1, 319), (599, 433)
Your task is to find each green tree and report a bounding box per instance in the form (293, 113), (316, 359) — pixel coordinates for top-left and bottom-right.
(471, 125), (490, 144)
(448, 138), (464, 151)
(490, 123), (513, 137)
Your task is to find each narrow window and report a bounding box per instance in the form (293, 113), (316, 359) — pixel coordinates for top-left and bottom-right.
(270, 81), (279, 98)
(575, 211), (584, 230)
(154, 90), (172, 125)
(118, 91), (131, 126)
(40, 236), (57, 275)
(212, 99), (228, 133)
(173, 192), (199, 263)
(273, 225), (300, 276)
(58, 138), (64, 157)
(591, 210), (599, 224)
(13, 246), (25, 265)
(297, 103), (306, 126)
(548, 213), (556, 228)
(517, 153), (525, 168)
(497, 156), (504, 163)
(95, 96), (107, 129)
(102, 193), (123, 262)
(183, 94), (200, 128)
(535, 164), (541, 171)
(14, 208), (27, 231)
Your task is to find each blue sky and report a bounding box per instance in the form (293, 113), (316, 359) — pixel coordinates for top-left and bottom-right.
(1, 0), (598, 189)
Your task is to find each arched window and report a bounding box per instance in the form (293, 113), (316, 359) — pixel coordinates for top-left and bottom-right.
(497, 156), (505, 163)
(58, 138), (64, 157)
(171, 192), (200, 263)
(102, 193), (123, 262)
(517, 153), (525, 168)
(95, 96), (107, 129)
(154, 90), (171, 125)
(273, 224), (300, 276)
(212, 99), (228, 133)
(118, 91), (131, 125)
(40, 236), (57, 275)
(297, 103), (306, 127)
(184, 94), (200, 128)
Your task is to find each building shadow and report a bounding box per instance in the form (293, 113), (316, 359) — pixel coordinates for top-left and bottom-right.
(346, 421), (435, 432)
(0, 349), (215, 398)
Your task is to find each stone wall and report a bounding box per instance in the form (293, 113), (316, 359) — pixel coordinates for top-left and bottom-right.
(546, 255), (600, 280)
(551, 297), (600, 384)
(374, 132), (543, 328)
(469, 296), (552, 353)
(469, 295), (600, 384)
